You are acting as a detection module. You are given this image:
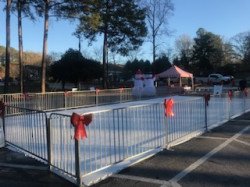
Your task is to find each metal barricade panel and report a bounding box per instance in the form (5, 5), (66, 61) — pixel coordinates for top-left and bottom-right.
(4, 106), (48, 161)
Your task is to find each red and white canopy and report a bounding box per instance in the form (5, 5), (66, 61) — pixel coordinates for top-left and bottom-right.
(156, 65), (193, 78)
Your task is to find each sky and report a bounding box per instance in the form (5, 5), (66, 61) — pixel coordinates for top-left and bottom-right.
(0, 0), (250, 63)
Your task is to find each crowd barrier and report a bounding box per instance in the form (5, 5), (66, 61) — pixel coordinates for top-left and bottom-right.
(0, 87), (183, 113)
(1, 90), (249, 186)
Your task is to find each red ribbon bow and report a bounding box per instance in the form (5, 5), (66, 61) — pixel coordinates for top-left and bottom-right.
(64, 91), (72, 97)
(70, 113), (93, 140)
(164, 98), (174, 117)
(23, 93), (31, 100)
(228, 90), (233, 101)
(119, 87), (124, 93)
(204, 94), (210, 106)
(0, 100), (5, 118)
(96, 89), (100, 94)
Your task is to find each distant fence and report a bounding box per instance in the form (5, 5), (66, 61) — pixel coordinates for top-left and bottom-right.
(0, 87), (184, 113)
(0, 88), (133, 112)
(2, 90), (249, 186)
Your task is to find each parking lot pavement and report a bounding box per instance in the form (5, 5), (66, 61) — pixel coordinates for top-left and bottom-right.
(0, 148), (76, 187)
(93, 115), (250, 187)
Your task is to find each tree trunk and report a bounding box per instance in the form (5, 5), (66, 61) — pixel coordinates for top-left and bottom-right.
(41, 0), (49, 93)
(4, 0), (12, 93)
(153, 34), (156, 64)
(18, 0), (24, 93)
(102, 31), (108, 89)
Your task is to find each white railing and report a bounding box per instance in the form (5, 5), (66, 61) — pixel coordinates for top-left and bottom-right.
(4, 106), (48, 162)
(0, 88), (134, 112)
(0, 87), (185, 113)
(2, 91), (250, 186)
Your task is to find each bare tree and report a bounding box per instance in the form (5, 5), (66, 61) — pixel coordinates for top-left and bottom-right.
(231, 32), (250, 62)
(143, 0), (174, 63)
(175, 34), (193, 58)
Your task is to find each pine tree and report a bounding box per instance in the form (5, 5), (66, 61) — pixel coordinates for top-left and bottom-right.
(77, 0), (147, 88)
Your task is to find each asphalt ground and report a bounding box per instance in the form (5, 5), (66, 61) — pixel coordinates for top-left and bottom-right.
(0, 113), (250, 187)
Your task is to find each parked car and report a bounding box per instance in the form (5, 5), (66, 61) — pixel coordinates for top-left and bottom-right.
(208, 74), (231, 84)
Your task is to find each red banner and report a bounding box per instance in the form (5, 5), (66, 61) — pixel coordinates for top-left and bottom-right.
(164, 98), (174, 117)
(70, 113), (93, 140)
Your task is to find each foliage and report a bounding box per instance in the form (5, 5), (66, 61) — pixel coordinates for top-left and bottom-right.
(49, 48), (102, 88)
(11, 0), (36, 20)
(0, 45), (42, 66)
(174, 34), (193, 70)
(78, 0), (147, 55)
(191, 28), (225, 76)
(122, 59), (151, 81)
(77, 0), (147, 88)
(152, 55), (171, 74)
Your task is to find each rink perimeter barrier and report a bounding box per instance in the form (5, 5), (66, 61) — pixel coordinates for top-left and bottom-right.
(1, 91), (250, 186)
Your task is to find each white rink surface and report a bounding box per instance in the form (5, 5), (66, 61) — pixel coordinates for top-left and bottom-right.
(48, 96), (200, 116)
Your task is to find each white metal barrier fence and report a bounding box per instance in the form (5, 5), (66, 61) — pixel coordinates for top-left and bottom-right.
(0, 87), (185, 112)
(4, 106), (48, 162)
(48, 97), (206, 185)
(0, 88), (133, 112)
(2, 92), (250, 186)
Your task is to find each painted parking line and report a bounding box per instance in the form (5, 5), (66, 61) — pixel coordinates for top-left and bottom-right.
(234, 139), (250, 147)
(169, 126), (250, 183)
(197, 136), (228, 141)
(112, 174), (181, 187)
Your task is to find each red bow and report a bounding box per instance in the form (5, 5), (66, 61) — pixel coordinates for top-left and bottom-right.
(164, 98), (174, 117)
(70, 113), (93, 140)
(228, 90), (233, 101)
(96, 89), (100, 94)
(23, 93), (31, 100)
(64, 91), (72, 97)
(204, 94), (210, 106)
(119, 87), (124, 93)
(0, 101), (5, 118)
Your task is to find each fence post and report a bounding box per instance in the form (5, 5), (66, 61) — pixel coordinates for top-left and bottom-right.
(165, 118), (168, 149)
(205, 102), (208, 131)
(75, 139), (82, 187)
(0, 114), (6, 146)
(203, 94), (210, 132)
(243, 93), (246, 113)
(64, 92), (67, 109)
(46, 117), (51, 169)
(95, 89), (99, 106)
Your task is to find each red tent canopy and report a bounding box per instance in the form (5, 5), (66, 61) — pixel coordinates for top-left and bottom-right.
(156, 65), (193, 78)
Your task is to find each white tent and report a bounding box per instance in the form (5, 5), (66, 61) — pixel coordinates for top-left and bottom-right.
(156, 65), (194, 88)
